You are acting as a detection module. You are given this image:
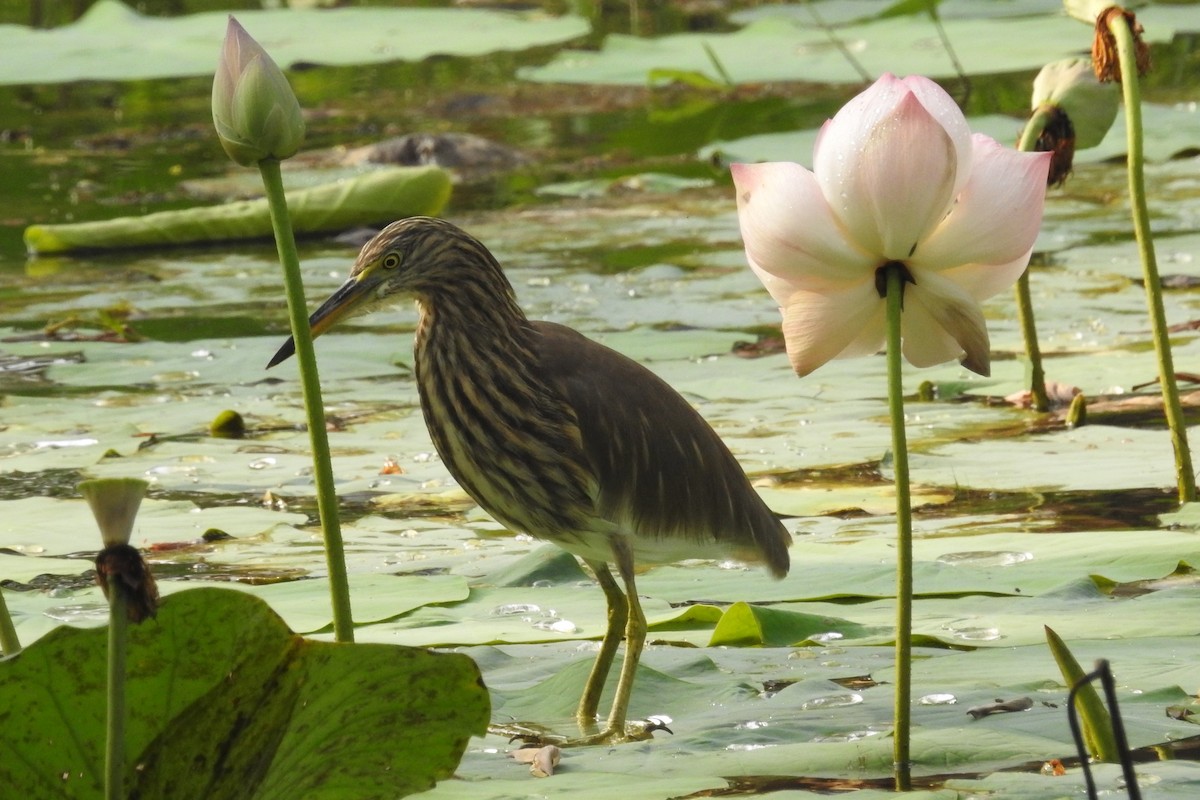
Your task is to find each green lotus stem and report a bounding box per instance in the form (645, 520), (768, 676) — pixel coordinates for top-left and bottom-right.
(258, 157), (355, 642)
(105, 576), (128, 800)
(1108, 13), (1196, 504)
(885, 263), (913, 792)
(0, 589), (20, 655)
(1014, 106), (1055, 413)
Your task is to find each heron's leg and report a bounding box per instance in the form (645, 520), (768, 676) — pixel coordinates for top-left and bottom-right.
(603, 536), (645, 738)
(577, 558), (628, 727)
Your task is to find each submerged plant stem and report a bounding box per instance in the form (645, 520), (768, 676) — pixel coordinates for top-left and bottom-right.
(1014, 107), (1055, 413)
(258, 157), (355, 642)
(105, 579), (127, 800)
(0, 589), (20, 655)
(885, 264), (913, 792)
(1109, 15), (1196, 504)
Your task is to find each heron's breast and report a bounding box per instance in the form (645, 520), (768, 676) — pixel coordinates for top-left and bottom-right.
(415, 346), (598, 541)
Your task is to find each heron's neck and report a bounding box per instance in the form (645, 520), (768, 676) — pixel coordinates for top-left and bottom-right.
(412, 273), (538, 384)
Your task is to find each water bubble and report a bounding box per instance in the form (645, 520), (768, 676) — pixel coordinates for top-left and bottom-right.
(35, 438), (99, 450)
(811, 728), (884, 743)
(734, 720), (770, 730)
(944, 620), (1002, 641)
(144, 465), (200, 484)
(44, 603), (108, 624)
(152, 370), (200, 384)
(809, 631), (844, 644)
(533, 619), (578, 634)
(248, 457), (277, 471)
(936, 551), (1033, 567)
(919, 693), (958, 705)
(491, 603), (541, 617)
(800, 693), (863, 711)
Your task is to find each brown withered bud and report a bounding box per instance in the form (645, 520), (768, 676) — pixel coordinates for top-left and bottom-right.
(95, 543), (159, 623)
(1092, 7), (1151, 83)
(1034, 105), (1076, 188)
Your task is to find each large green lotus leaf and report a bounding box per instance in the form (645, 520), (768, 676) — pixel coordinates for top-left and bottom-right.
(24, 166), (451, 254)
(421, 772), (729, 800)
(909, 425), (1185, 492)
(638, 526), (1200, 605)
(351, 585), (676, 648)
(478, 543), (591, 587)
(1079, 104), (1200, 164)
(458, 635), (1197, 790)
(760, 583), (1200, 650)
(914, 634), (1200, 688)
(4, 571), (472, 646)
(709, 600), (879, 646)
(231, 573), (471, 633)
(0, 496), (306, 557)
(887, 641), (1200, 754)
(757, 483), (956, 517)
(1053, 229), (1200, 282)
(946, 763), (1200, 800)
(0, 0), (589, 85)
(519, 11), (1162, 86)
(733, 0), (1079, 26)
(489, 653), (755, 723)
(0, 587), (489, 800)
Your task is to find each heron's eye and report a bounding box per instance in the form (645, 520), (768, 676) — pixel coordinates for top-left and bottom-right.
(381, 253), (401, 270)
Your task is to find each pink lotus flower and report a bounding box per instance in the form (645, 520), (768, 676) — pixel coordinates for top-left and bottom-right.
(732, 74), (1051, 377)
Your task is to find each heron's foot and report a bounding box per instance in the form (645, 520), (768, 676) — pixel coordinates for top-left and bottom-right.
(488, 721), (568, 747)
(489, 715), (673, 748)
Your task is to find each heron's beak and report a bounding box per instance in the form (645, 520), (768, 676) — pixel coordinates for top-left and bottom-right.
(266, 272), (376, 368)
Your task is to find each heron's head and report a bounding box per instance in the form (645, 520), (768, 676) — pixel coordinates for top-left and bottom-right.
(267, 216), (497, 368)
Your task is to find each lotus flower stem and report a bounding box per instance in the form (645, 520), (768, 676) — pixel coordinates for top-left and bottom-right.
(104, 575), (128, 800)
(0, 590), (19, 655)
(259, 157), (355, 642)
(1013, 107), (1055, 413)
(1108, 13), (1196, 503)
(884, 262), (913, 791)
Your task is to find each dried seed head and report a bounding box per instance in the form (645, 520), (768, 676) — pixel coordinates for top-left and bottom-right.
(1031, 58), (1118, 150)
(95, 543), (159, 623)
(1034, 105), (1076, 188)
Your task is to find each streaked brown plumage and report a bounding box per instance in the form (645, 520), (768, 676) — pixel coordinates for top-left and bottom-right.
(270, 216), (790, 743)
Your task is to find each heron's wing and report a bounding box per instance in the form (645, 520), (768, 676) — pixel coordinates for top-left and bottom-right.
(534, 321), (789, 576)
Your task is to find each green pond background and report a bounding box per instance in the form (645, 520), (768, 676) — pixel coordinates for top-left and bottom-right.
(2, 0), (1200, 797)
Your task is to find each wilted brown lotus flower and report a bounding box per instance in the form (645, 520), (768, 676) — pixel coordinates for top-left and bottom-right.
(1092, 6), (1151, 83)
